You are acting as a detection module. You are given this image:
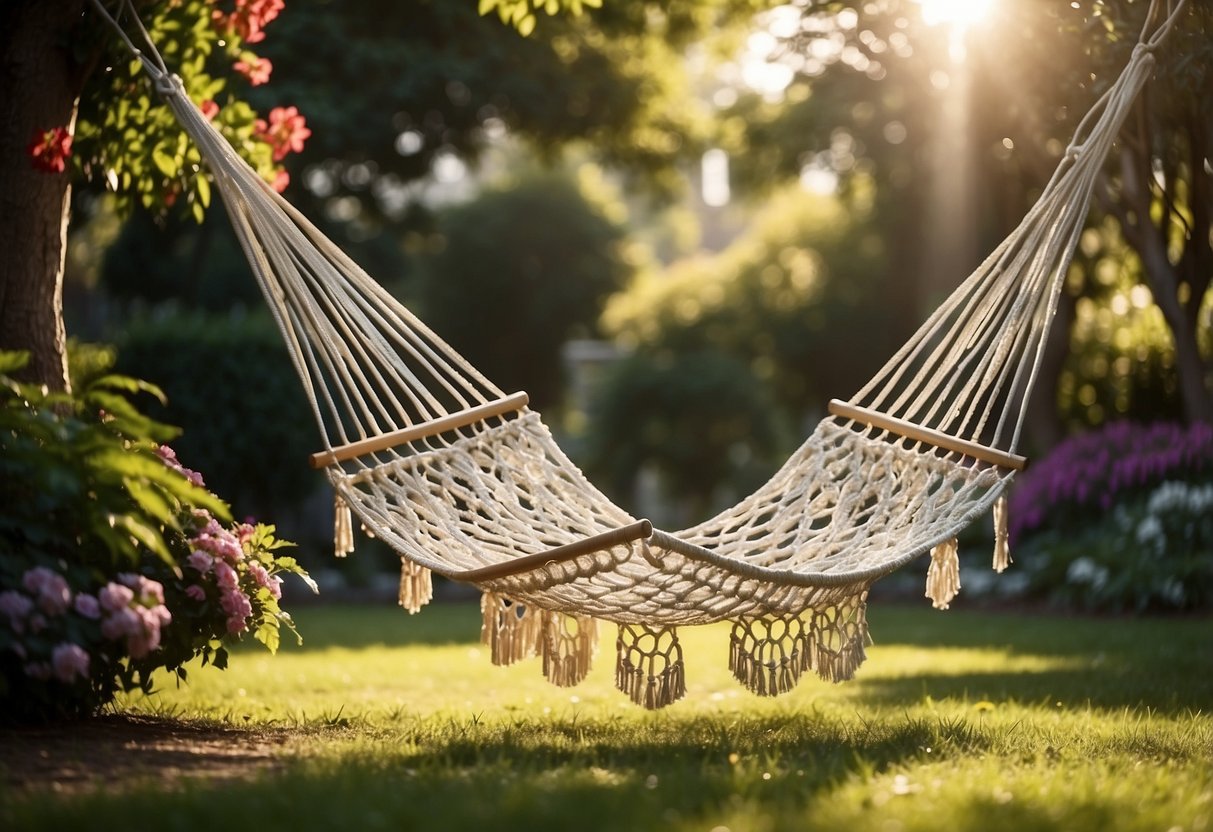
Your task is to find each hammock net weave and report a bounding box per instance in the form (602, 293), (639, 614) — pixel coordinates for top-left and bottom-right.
(92, 0), (1187, 707)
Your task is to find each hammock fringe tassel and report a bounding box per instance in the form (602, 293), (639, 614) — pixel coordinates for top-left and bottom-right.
(481, 592), (543, 666)
(541, 612), (598, 687)
(728, 616), (807, 697)
(807, 595), (869, 683)
(615, 623), (685, 710)
(926, 537), (961, 610)
(398, 559), (433, 614)
(333, 493), (354, 557)
(992, 495), (1012, 573)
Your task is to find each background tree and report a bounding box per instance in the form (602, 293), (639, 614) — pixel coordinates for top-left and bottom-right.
(722, 0), (1211, 426)
(413, 171), (631, 412)
(584, 349), (785, 523)
(601, 186), (892, 422)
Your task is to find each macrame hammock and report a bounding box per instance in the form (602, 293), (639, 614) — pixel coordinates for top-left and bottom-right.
(93, 0), (1185, 708)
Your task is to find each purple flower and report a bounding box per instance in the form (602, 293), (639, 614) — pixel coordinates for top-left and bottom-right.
(74, 593), (101, 619)
(101, 607), (140, 640)
(1010, 420), (1213, 543)
(187, 550), (214, 575)
(119, 574), (165, 606)
(24, 662), (52, 681)
(51, 643), (90, 683)
(0, 590), (34, 631)
(22, 567), (71, 616)
(185, 584), (207, 602)
(99, 582), (134, 613)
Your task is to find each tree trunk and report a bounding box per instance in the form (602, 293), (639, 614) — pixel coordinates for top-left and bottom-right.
(0, 1), (88, 393)
(1114, 145), (1213, 425)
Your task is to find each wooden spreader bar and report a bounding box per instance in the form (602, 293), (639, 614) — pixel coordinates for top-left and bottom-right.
(828, 400), (1028, 471)
(310, 391), (530, 468)
(452, 520), (655, 583)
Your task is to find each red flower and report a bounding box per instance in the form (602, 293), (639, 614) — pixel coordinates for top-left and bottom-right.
(199, 99), (220, 120)
(234, 55), (273, 86)
(270, 169), (290, 193)
(213, 0), (285, 44)
(254, 106), (311, 161)
(27, 126), (72, 173)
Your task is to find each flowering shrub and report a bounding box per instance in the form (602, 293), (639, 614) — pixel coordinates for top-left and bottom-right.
(0, 350), (313, 723)
(1009, 420), (1213, 543)
(1008, 421), (1213, 612)
(58, 0), (310, 217)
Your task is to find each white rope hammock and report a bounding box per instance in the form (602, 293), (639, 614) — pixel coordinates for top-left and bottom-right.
(92, 0), (1186, 707)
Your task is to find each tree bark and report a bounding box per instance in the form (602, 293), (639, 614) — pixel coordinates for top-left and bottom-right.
(0, 1), (89, 393)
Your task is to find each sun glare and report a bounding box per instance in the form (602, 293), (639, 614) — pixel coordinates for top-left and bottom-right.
(919, 0), (995, 29)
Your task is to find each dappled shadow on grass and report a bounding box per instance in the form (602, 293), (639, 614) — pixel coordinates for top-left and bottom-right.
(0, 712), (979, 831)
(0, 713), (290, 794)
(857, 604), (1213, 714)
(849, 666), (1213, 715)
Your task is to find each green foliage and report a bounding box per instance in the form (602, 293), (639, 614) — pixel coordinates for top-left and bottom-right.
(603, 187), (893, 419)
(247, 0), (757, 223)
(479, 0), (604, 37)
(726, 0), (1212, 422)
(74, 0), (289, 218)
(99, 207), (267, 310)
(1059, 219), (1210, 428)
(1014, 485), (1213, 613)
(112, 311), (323, 521)
(413, 172), (632, 411)
(0, 350), (310, 723)
(583, 349), (784, 521)
(0, 351), (225, 574)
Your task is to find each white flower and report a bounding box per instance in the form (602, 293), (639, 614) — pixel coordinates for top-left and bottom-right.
(1066, 557), (1109, 589)
(1135, 514), (1164, 553)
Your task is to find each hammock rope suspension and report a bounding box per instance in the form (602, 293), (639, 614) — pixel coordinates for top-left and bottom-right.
(89, 0), (1187, 708)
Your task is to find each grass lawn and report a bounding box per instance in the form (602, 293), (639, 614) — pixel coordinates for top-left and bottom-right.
(1, 600), (1210, 831)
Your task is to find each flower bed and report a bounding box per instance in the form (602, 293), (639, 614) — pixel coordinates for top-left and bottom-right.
(1007, 421), (1213, 612)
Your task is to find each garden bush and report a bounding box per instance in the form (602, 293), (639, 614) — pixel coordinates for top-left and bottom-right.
(1008, 421), (1213, 612)
(113, 309), (323, 524)
(0, 350), (312, 723)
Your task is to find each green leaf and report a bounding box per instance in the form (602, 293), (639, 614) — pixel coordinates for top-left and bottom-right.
(196, 173), (211, 208)
(254, 616), (281, 654)
(90, 373), (168, 404)
(0, 351), (30, 375)
(123, 476), (177, 526)
(113, 512), (173, 565)
(152, 143), (178, 177)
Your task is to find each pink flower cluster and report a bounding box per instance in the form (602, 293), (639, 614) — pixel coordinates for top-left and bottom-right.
(98, 574), (172, 659)
(184, 510), (281, 636)
(212, 0), (284, 44)
(0, 567), (93, 682)
(157, 445), (205, 487)
(234, 55), (273, 86)
(255, 106), (311, 162)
